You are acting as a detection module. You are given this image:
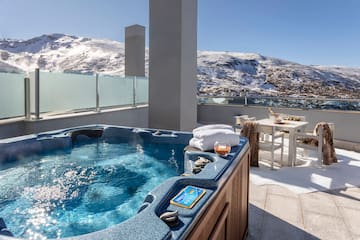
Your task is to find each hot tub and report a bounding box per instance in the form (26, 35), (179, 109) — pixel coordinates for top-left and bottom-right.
(0, 125), (250, 240)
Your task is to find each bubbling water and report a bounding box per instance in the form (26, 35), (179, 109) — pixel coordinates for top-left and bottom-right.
(0, 140), (185, 239)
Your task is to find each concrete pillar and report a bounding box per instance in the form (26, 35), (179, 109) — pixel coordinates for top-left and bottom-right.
(125, 24), (145, 76)
(149, 0), (198, 131)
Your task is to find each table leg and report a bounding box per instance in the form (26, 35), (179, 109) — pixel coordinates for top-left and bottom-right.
(288, 129), (295, 167)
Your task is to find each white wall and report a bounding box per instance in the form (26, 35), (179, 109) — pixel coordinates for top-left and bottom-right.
(2, 103), (358, 150)
(0, 107), (148, 139)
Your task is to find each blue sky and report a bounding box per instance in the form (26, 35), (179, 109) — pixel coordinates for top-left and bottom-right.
(1, 0), (359, 67)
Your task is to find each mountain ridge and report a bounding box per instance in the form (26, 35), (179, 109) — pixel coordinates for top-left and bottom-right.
(1, 34), (359, 98)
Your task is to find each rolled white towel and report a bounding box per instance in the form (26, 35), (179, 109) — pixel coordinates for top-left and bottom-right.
(193, 124), (233, 134)
(189, 133), (239, 151)
(189, 138), (203, 150)
(193, 128), (235, 139)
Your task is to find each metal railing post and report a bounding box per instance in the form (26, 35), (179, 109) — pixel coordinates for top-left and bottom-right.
(132, 76), (136, 107)
(34, 68), (40, 119)
(96, 73), (100, 112)
(24, 77), (30, 120)
(244, 90), (248, 105)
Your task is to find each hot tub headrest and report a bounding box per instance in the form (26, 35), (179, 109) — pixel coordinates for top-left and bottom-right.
(0, 218), (13, 237)
(69, 128), (104, 143)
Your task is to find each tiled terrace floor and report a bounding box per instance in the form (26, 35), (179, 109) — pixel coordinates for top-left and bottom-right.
(248, 182), (360, 240)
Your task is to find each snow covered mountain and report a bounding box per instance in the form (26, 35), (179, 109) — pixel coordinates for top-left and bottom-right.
(197, 52), (360, 98)
(1, 34), (359, 98)
(0, 34), (126, 75)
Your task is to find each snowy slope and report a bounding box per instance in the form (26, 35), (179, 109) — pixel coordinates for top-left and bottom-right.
(197, 51), (360, 98)
(0, 34), (126, 75)
(1, 34), (359, 98)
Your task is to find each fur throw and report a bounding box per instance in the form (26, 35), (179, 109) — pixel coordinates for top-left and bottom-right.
(314, 122), (337, 165)
(241, 121), (259, 167)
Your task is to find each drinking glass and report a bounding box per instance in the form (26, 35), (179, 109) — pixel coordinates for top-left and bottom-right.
(214, 141), (231, 156)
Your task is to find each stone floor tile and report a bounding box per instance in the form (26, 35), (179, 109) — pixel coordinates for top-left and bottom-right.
(267, 184), (298, 198)
(339, 206), (360, 236)
(300, 191), (341, 217)
(349, 187), (360, 192)
(340, 187), (360, 195)
(353, 234), (360, 240)
(248, 204), (265, 240)
(249, 180), (359, 240)
(303, 211), (352, 240)
(249, 183), (268, 208)
(260, 212), (318, 240)
(265, 194), (303, 225)
(331, 188), (360, 210)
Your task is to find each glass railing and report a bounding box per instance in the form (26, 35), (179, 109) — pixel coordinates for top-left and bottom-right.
(198, 95), (360, 111)
(0, 72), (25, 119)
(0, 70), (149, 120)
(37, 72), (96, 113)
(1, 69), (358, 121)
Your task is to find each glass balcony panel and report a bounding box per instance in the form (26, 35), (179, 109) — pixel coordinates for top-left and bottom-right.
(0, 72), (25, 119)
(135, 76), (148, 104)
(99, 75), (133, 108)
(38, 72), (96, 113)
